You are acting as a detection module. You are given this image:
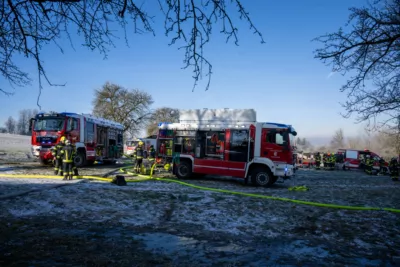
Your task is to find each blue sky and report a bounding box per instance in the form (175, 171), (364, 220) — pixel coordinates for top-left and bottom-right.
(0, 0), (369, 142)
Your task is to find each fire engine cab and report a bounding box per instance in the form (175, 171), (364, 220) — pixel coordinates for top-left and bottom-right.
(156, 109), (297, 187)
(30, 112), (124, 167)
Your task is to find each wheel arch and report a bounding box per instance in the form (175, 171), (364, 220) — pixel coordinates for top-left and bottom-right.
(178, 155), (195, 171)
(245, 157), (275, 177)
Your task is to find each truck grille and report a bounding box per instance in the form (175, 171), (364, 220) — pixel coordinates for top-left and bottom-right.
(36, 136), (57, 144)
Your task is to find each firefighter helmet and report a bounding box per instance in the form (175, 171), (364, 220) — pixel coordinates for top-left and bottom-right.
(60, 136), (66, 142)
(138, 141), (144, 146)
(65, 140), (71, 145)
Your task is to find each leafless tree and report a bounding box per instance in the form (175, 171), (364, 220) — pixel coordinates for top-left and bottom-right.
(296, 137), (313, 151)
(16, 108), (38, 135)
(314, 0), (400, 129)
(330, 128), (345, 149)
(92, 82), (153, 137)
(17, 109), (30, 135)
(1, 0), (264, 107)
(146, 107), (179, 136)
(347, 136), (363, 149)
(4, 116), (16, 133)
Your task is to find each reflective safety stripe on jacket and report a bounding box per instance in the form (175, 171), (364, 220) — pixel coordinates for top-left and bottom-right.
(60, 145), (76, 163)
(53, 143), (64, 158)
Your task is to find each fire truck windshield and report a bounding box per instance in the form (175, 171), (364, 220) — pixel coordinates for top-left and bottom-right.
(34, 118), (65, 131)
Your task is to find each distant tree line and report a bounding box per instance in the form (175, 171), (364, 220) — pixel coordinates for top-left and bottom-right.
(296, 127), (399, 159)
(1, 109), (38, 135)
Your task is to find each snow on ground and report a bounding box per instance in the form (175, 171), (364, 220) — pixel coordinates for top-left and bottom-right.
(1, 159), (400, 265)
(0, 133), (31, 152)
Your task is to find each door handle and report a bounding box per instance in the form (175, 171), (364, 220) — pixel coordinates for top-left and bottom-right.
(264, 151), (268, 155)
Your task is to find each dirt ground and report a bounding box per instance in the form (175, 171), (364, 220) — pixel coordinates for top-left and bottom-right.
(0, 153), (400, 266)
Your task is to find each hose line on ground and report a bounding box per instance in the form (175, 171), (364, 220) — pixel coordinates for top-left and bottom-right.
(1, 165), (399, 213)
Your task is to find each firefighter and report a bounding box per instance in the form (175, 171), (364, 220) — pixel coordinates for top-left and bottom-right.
(148, 145), (156, 162)
(389, 157), (399, 181)
(314, 152), (321, 170)
(322, 153), (328, 169)
(377, 157), (387, 176)
(70, 142), (79, 176)
(135, 141), (144, 173)
(364, 154), (373, 175)
(52, 136), (66, 175)
(60, 140), (76, 180)
(329, 152), (336, 169)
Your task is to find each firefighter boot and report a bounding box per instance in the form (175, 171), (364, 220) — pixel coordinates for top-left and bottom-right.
(59, 171), (63, 176)
(63, 175), (67, 181)
(54, 169), (59, 175)
(73, 168), (79, 176)
(69, 174), (73, 180)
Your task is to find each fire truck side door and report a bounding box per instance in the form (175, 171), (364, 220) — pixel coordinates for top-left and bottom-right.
(66, 118), (79, 143)
(261, 129), (285, 162)
(225, 129), (248, 178)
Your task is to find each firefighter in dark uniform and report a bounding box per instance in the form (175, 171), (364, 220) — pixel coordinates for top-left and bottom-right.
(52, 136), (66, 175)
(378, 157), (387, 175)
(365, 154), (373, 175)
(389, 157), (399, 181)
(329, 152), (336, 169)
(314, 152), (321, 170)
(135, 141), (144, 173)
(322, 153), (327, 169)
(60, 140), (76, 180)
(70, 142), (79, 176)
(148, 145), (156, 163)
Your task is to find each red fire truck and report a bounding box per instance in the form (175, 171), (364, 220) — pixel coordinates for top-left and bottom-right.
(124, 136), (157, 157)
(156, 109), (297, 187)
(338, 148), (388, 171)
(30, 112), (124, 167)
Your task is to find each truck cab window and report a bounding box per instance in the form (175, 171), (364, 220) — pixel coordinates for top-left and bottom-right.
(67, 118), (78, 131)
(229, 130), (248, 162)
(266, 131), (285, 145)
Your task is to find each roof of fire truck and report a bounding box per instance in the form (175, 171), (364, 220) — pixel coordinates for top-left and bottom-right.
(157, 109), (296, 134)
(36, 112), (124, 130)
(158, 121), (296, 132)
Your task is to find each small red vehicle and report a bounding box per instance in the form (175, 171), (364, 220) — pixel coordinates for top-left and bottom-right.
(338, 149), (388, 171)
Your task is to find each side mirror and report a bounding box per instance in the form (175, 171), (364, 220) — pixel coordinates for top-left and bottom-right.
(29, 118), (35, 131)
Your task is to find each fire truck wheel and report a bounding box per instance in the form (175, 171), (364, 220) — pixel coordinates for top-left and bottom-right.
(39, 158), (51, 166)
(74, 151), (86, 167)
(251, 167), (273, 187)
(176, 161), (192, 179)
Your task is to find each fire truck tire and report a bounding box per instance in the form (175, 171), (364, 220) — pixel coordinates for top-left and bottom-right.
(175, 161), (192, 179)
(39, 158), (51, 166)
(74, 151), (86, 167)
(251, 167), (274, 187)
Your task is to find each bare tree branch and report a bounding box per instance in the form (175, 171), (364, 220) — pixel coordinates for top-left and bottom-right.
(0, 0), (264, 106)
(314, 0), (400, 129)
(92, 82), (154, 137)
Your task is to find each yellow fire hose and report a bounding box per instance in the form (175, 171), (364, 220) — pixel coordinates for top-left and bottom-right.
(0, 164), (399, 213)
